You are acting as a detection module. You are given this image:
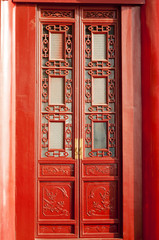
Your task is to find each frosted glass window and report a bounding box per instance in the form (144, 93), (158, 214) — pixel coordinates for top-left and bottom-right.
(49, 122), (64, 149)
(50, 33), (64, 60)
(92, 34), (106, 60)
(93, 122), (107, 149)
(93, 78), (107, 105)
(49, 77), (64, 105)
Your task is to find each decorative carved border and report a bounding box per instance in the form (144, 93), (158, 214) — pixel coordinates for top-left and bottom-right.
(41, 9), (74, 18)
(83, 10), (117, 19)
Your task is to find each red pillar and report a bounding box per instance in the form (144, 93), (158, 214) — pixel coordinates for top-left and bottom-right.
(0, 0), (15, 240)
(141, 1), (159, 240)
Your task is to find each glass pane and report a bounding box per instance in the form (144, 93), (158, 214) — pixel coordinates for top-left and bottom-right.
(93, 77), (107, 105)
(50, 33), (64, 60)
(93, 122), (107, 149)
(92, 34), (106, 60)
(49, 77), (64, 105)
(49, 122), (64, 149)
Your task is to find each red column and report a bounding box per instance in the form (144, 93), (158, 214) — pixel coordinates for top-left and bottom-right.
(0, 0), (15, 240)
(15, 5), (36, 240)
(141, 1), (159, 240)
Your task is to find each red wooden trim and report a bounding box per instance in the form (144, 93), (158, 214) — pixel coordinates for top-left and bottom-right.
(141, 0), (159, 240)
(35, 238), (123, 240)
(15, 4), (36, 240)
(12, 0), (145, 4)
(121, 6), (142, 240)
(0, 1), (16, 240)
(14, 4), (143, 240)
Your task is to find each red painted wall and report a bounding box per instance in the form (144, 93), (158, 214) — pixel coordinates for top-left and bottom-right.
(15, 4), (36, 240)
(1, 0), (159, 239)
(0, 1), (15, 240)
(141, 1), (159, 240)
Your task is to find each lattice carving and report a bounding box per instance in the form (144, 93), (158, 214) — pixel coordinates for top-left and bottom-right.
(42, 34), (49, 58)
(88, 25), (111, 32)
(42, 123), (48, 148)
(66, 34), (72, 58)
(65, 123), (72, 148)
(45, 106), (69, 113)
(85, 124), (92, 148)
(41, 10), (74, 18)
(84, 23), (117, 158)
(109, 79), (115, 103)
(85, 35), (91, 59)
(42, 78), (48, 103)
(40, 22), (74, 158)
(88, 113), (111, 120)
(87, 60), (111, 68)
(66, 79), (72, 103)
(108, 35), (115, 58)
(88, 69), (111, 76)
(85, 79), (92, 103)
(88, 106), (112, 112)
(45, 69), (69, 76)
(109, 123), (116, 148)
(83, 10), (117, 19)
(38, 9), (120, 238)
(41, 113), (73, 158)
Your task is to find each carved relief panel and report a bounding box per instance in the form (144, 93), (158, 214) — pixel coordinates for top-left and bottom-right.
(37, 7), (78, 238)
(37, 6), (121, 239)
(80, 7), (121, 238)
(39, 182), (74, 219)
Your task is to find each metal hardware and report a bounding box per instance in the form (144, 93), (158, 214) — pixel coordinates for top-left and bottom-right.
(79, 138), (83, 160)
(75, 138), (78, 160)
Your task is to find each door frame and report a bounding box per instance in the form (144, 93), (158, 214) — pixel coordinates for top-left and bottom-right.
(0, 1), (142, 240)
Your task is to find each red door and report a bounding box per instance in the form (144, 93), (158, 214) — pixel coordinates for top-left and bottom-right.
(16, 5), (121, 239)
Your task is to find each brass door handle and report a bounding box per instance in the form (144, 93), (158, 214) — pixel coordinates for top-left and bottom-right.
(75, 138), (78, 160)
(75, 138), (83, 160)
(79, 138), (83, 160)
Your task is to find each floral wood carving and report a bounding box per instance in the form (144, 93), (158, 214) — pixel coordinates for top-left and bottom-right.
(41, 164), (74, 176)
(86, 183), (117, 218)
(84, 224), (118, 233)
(83, 10), (117, 19)
(85, 164), (117, 176)
(42, 184), (72, 218)
(41, 10), (74, 18)
(39, 224), (73, 234)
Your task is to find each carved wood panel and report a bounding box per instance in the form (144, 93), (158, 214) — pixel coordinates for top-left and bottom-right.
(39, 182), (74, 219)
(37, 6), (78, 239)
(80, 7), (121, 238)
(37, 6), (121, 239)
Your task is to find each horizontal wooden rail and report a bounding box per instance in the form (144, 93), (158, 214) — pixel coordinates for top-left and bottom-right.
(13, 0), (145, 4)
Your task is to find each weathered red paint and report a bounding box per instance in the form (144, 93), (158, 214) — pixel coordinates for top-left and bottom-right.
(141, 1), (159, 240)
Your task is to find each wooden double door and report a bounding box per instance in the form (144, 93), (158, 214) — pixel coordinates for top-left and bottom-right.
(37, 5), (121, 239)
